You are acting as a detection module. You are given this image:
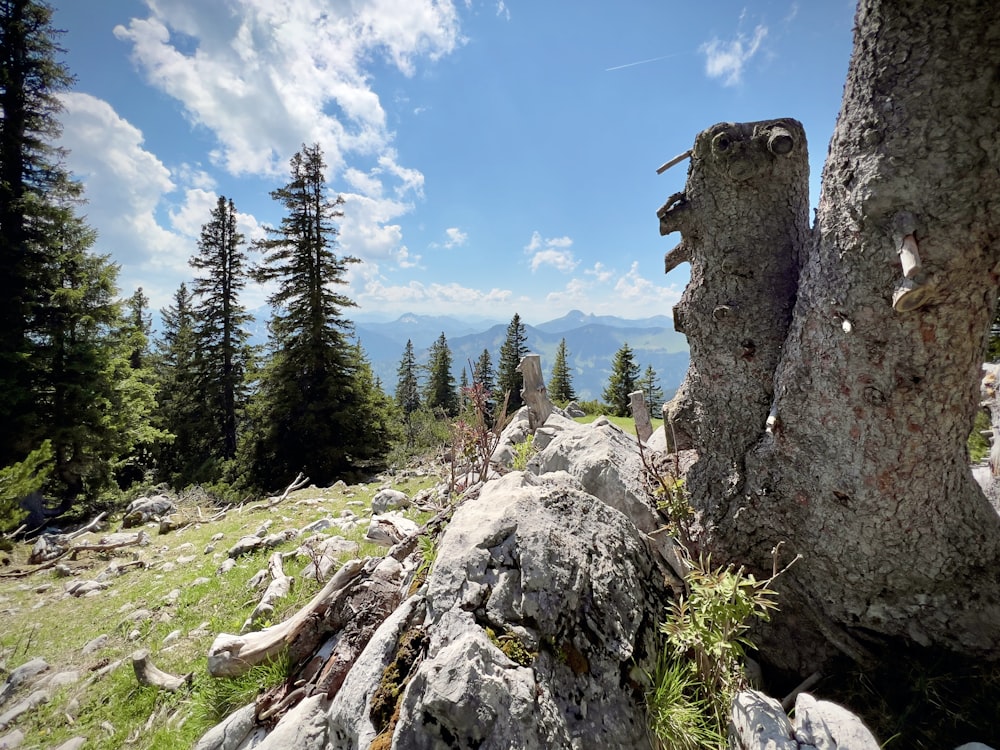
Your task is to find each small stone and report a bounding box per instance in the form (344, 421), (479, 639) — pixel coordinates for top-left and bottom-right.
(163, 630), (182, 645)
(203, 543), (215, 555)
(82, 635), (110, 655)
(192, 577), (211, 586)
(210, 532), (224, 542)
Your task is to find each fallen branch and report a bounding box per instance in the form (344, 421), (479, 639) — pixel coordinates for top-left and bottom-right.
(208, 558), (365, 678)
(268, 473), (310, 508)
(66, 512), (107, 540)
(131, 649), (192, 692)
(242, 552), (294, 633)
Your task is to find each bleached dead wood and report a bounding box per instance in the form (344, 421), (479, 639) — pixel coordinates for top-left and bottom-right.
(629, 390), (653, 442)
(208, 558), (366, 678)
(242, 552), (294, 633)
(516, 354), (554, 430)
(131, 649), (192, 692)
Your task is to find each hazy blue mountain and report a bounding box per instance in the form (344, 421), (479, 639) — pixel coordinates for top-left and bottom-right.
(534, 309), (674, 334)
(354, 312), (689, 404)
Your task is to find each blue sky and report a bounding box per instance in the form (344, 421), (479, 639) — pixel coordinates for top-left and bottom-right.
(50, 0), (856, 324)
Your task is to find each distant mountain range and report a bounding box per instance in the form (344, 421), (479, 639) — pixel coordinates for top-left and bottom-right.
(352, 310), (689, 403)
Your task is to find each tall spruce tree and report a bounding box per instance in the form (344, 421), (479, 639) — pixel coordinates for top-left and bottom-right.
(549, 338), (576, 403)
(472, 348), (495, 393)
(637, 364), (664, 415)
(424, 332), (458, 416)
(0, 2), (157, 507)
(191, 196), (252, 463)
(242, 144), (378, 487)
(496, 313), (528, 413)
(395, 339), (421, 417)
(602, 342), (640, 417)
(0, 0), (74, 465)
(154, 283), (206, 484)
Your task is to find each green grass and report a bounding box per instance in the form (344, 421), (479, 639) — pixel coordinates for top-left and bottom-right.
(573, 413), (664, 433)
(0, 470), (441, 749)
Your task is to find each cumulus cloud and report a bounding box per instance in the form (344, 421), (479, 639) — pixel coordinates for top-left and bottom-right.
(114, 0), (464, 180)
(545, 261), (681, 318)
(700, 24), (767, 86)
(58, 93), (187, 303)
(442, 227), (468, 248)
(524, 231), (577, 273)
(356, 276), (513, 315)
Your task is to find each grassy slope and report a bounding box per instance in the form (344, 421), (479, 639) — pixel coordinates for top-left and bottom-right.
(0, 473), (439, 749)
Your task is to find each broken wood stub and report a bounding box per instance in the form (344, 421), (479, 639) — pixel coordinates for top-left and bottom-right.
(132, 649), (192, 692)
(516, 354), (554, 431)
(629, 391), (653, 442)
(656, 118), (811, 516)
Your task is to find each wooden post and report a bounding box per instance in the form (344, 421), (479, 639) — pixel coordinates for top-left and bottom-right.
(516, 354), (554, 431)
(629, 391), (653, 442)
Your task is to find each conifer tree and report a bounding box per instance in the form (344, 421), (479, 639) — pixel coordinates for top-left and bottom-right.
(191, 196), (253, 462)
(472, 349), (495, 394)
(154, 283), (205, 484)
(395, 339), (421, 417)
(424, 332), (458, 416)
(638, 364), (664, 416)
(549, 337), (576, 403)
(242, 144), (377, 486)
(602, 342), (640, 417)
(0, 3), (159, 506)
(497, 313), (528, 413)
(0, 0), (75, 465)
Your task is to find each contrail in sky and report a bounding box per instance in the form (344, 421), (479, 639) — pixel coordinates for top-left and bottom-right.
(605, 53), (684, 72)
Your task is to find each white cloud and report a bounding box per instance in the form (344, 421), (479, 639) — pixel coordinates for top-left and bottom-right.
(356, 277), (513, 315)
(114, 0), (464, 181)
(524, 231), (577, 273)
(585, 262), (614, 283)
(443, 227), (468, 248)
(58, 92), (188, 306)
(700, 24), (768, 86)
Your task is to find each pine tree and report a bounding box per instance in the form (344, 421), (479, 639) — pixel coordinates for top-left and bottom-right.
(242, 144), (371, 487)
(638, 364), (664, 416)
(154, 283), (206, 484)
(602, 342), (640, 417)
(125, 287), (151, 370)
(191, 196), (253, 463)
(472, 349), (495, 393)
(497, 313), (528, 413)
(0, 4), (160, 506)
(549, 338), (576, 404)
(424, 332), (458, 416)
(395, 339), (421, 417)
(0, 0), (75, 466)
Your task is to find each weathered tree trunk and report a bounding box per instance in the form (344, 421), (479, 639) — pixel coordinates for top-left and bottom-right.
(664, 0), (1000, 672)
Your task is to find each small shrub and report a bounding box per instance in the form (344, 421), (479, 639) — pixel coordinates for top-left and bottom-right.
(511, 434), (535, 471)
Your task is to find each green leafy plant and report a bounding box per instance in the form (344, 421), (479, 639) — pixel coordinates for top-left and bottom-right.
(647, 555), (786, 749)
(511, 434), (535, 471)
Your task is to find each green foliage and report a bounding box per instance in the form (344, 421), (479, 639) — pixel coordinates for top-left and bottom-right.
(968, 409), (991, 463)
(638, 364), (665, 415)
(197, 652), (291, 722)
(424, 332), (459, 417)
(646, 651), (723, 750)
(602, 342), (640, 417)
(511, 434), (535, 471)
(497, 313), (528, 413)
(388, 406), (452, 467)
(190, 196), (254, 465)
(648, 557), (780, 747)
(241, 144), (380, 488)
(485, 626), (536, 667)
(395, 339), (421, 418)
(0, 440), (53, 526)
(548, 338), (576, 403)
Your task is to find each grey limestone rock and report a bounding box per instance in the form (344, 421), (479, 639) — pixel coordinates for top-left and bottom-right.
(371, 488), (409, 514)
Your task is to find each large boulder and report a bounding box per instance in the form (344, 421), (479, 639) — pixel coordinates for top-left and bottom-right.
(122, 494), (176, 528)
(382, 470), (668, 748)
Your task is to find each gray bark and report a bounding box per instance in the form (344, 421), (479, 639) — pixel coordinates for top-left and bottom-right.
(663, 0), (1000, 671)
